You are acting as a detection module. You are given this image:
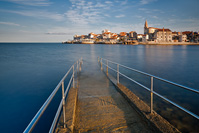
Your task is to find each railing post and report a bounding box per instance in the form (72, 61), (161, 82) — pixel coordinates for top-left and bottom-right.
(61, 81), (66, 128)
(117, 64), (119, 84)
(151, 76), (153, 114)
(77, 61), (78, 73)
(100, 58), (102, 70)
(79, 59), (82, 72)
(73, 65), (75, 88)
(106, 60), (108, 75)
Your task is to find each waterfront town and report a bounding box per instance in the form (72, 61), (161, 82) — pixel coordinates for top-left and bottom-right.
(64, 20), (199, 45)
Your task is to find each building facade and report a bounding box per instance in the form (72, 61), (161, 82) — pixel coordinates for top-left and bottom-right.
(144, 20), (172, 42)
(154, 28), (172, 42)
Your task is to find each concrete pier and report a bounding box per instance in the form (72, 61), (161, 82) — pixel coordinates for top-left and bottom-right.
(56, 59), (180, 133)
(73, 61), (159, 132)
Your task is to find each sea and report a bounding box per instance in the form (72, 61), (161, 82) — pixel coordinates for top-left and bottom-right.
(0, 43), (198, 132)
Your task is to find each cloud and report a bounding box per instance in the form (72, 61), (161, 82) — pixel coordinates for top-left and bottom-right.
(105, 1), (112, 4)
(2, 0), (52, 6)
(140, 0), (157, 5)
(138, 7), (163, 15)
(66, 0), (108, 25)
(0, 21), (20, 26)
(115, 14), (125, 18)
(138, 8), (152, 13)
(101, 21), (141, 33)
(45, 32), (74, 35)
(1, 10), (65, 21)
(138, 8), (147, 11)
(152, 15), (158, 19)
(135, 15), (145, 20)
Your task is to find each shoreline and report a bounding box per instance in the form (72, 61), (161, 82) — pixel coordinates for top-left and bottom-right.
(63, 42), (199, 45)
(140, 42), (199, 45)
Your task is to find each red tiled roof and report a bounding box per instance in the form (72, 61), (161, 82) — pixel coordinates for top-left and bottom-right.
(103, 32), (111, 35)
(172, 32), (178, 34)
(157, 28), (171, 32)
(182, 31), (192, 35)
(120, 32), (126, 36)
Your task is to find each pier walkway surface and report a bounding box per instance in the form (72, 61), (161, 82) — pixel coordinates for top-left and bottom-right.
(73, 60), (158, 132)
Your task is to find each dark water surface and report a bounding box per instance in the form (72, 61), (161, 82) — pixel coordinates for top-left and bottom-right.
(0, 43), (198, 132)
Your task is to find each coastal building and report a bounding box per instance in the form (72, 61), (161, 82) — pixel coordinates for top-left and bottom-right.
(144, 20), (158, 41)
(81, 38), (94, 44)
(144, 20), (158, 35)
(81, 35), (89, 39)
(88, 32), (97, 39)
(179, 34), (187, 42)
(137, 34), (143, 42)
(144, 20), (148, 35)
(182, 31), (194, 42)
(194, 32), (199, 42)
(154, 28), (172, 42)
(172, 32), (179, 42)
(144, 20), (172, 42)
(102, 29), (110, 34)
(102, 32), (111, 39)
(74, 35), (81, 41)
(129, 31), (137, 40)
(119, 32), (127, 41)
(142, 34), (149, 42)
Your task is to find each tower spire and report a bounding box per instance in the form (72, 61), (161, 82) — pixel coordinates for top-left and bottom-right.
(145, 19), (148, 28)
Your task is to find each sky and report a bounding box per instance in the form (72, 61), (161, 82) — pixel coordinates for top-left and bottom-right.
(0, 0), (199, 42)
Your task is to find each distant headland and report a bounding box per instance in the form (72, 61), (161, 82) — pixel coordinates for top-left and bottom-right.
(63, 20), (199, 45)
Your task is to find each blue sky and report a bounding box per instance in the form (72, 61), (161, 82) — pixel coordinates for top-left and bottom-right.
(0, 0), (199, 42)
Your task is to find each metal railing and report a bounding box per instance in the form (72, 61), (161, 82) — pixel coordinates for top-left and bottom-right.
(98, 57), (199, 120)
(24, 58), (83, 133)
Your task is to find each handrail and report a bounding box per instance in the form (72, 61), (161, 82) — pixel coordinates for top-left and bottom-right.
(100, 57), (199, 94)
(24, 58), (83, 133)
(98, 57), (199, 120)
(49, 75), (73, 133)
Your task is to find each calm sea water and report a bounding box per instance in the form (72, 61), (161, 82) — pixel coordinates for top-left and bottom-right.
(0, 43), (198, 132)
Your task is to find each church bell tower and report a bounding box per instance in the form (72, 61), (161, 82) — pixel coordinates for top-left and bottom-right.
(144, 19), (148, 35)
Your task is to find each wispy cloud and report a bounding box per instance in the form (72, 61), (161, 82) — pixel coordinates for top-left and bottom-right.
(151, 15), (158, 19)
(66, 0), (108, 25)
(115, 14), (125, 18)
(2, 0), (52, 6)
(1, 9), (64, 21)
(105, 1), (112, 4)
(0, 21), (20, 26)
(138, 8), (163, 15)
(135, 15), (145, 20)
(102, 21), (139, 33)
(45, 32), (74, 35)
(138, 8), (152, 13)
(140, 0), (157, 5)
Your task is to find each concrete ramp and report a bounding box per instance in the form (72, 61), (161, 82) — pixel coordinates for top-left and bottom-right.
(74, 61), (159, 132)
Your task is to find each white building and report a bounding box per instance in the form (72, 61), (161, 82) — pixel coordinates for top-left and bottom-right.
(142, 34), (149, 42)
(102, 29), (110, 34)
(137, 34), (143, 42)
(179, 34), (187, 42)
(154, 28), (172, 42)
